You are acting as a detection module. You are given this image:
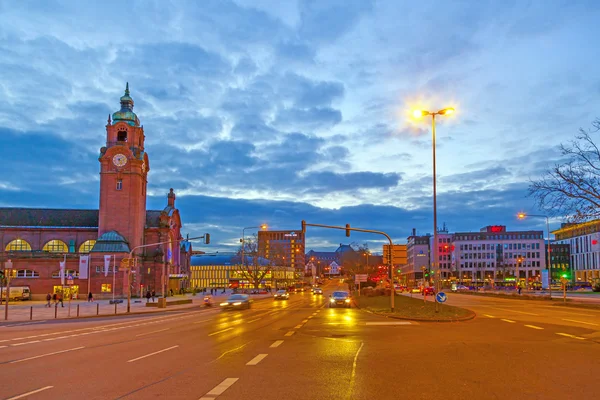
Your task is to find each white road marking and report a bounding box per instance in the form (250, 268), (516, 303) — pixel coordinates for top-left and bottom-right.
(524, 325), (544, 330)
(3, 321), (47, 328)
(307, 316), (314, 319)
(562, 319), (599, 326)
(349, 342), (364, 389)
(246, 353), (268, 365)
(490, 307), (539, 316)
(11, 340), (40, 346)
(294, 324), (303, 329)
(0, 345), (6, 349)
(213, 343), (249, 362)
(135, 328), (170, 337)
(270, 340), (284, 348)
(284, 331), (295, 337)
(501, 319), (516, 323)
(10, 346), (85, 364)
(483, 314), (496, 318)
(246, 318), (260, 324)
(6, 386), (53, 400)
(208, 327), (233, 336)
(127, 345), (179, 363)
(556, 333), (586, 340)
(199, 377), (239, 399)
(302, 319), (309, 323)
(365, 322), (411, 326)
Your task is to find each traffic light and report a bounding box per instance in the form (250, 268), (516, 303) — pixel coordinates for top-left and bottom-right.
(345, 224), (351, 237)
(301, 220), (306, 234)
(205, 233), (210, 244)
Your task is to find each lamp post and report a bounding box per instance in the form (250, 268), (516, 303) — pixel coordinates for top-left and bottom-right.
(517, 213), (552, 299)
(363, 252), (370, 273)
(413, 107), (455, 312)
(241, 225), (267, 269)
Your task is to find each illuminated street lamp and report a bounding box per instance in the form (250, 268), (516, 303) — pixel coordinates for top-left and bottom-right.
(413, 107), (455, 312)
(517, 212), (552, 299)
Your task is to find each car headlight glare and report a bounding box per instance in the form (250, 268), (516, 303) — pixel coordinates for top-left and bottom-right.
(345, 299), (350, 303)
(233, 302), (242, 306)
(220, 302), (228, 306)
(330, 298), (335, 302)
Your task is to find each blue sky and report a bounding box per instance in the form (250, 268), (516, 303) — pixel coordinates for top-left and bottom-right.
(1, 0), (599, 254)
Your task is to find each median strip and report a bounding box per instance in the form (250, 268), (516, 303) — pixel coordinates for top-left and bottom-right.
(127, 345), (179, 363)
(199, 377), (239, 399)
(246, 354), (268, 366)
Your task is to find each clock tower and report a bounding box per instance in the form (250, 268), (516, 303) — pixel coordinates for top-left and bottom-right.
(98, 83), (149, 250)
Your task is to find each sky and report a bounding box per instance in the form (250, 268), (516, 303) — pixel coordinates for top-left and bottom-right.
(1, 0), (600, 254)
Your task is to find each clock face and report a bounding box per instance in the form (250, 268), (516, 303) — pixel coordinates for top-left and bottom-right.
(112, 154), (127, 167)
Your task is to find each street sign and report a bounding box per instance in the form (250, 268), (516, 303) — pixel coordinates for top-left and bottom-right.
(67, 274), (74, 285)
(436, 292), (447, 303)
(355, 274), (368, 283)
(120, 258), (131, 270)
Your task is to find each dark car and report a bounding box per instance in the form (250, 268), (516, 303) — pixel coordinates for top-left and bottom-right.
(422, 286), (435, 296)
(273, 289), (289, 300)
(220, 294), (251, 310)
(329, 291), (351, 308)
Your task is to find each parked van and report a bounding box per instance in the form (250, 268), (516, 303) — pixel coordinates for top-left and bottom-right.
(0, 286), (31, 301)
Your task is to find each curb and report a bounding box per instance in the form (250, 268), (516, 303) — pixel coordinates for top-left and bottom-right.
(354, 301), (476, 323)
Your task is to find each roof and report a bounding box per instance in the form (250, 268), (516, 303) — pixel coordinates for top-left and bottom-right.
(0, 208), (99, 228)
(91, 231), (130, 253)
(306, 250), (337, 258)
(145, 210), (163, 228)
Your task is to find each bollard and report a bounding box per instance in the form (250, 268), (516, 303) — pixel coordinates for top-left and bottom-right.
(30, 306), (33, 320)
(77, 304), (80, 317)
(97, 303), (99, 315)
(54, 305), (58, 319)
(114, 302), (117, 315)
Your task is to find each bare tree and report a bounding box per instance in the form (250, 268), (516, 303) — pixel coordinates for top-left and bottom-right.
(236, 234), (270, 289)
(529, 120), (600, 221)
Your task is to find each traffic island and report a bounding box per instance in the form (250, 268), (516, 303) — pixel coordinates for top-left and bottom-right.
(355, 294), (475, 322)
(146, 298), (192, 308)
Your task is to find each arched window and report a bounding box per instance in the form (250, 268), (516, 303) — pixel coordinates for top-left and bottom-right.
(16, 269), (40, 278)
(5, 239), (32, 251)
(42, 240), (68, 253)
(51, 269), (78, 278)
(78, 240), (96, 253)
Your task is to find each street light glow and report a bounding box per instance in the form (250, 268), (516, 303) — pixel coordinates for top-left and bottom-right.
(517, 212), (526, 219)
(438, 107), (455, 115)
(412, 109), (428, 118)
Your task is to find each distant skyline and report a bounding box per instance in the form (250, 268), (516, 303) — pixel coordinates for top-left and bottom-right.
(1, 0), (599, 252)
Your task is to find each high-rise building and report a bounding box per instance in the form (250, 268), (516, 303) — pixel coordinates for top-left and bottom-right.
(258, 230), (305, 272)
(552, 220), (600, 282)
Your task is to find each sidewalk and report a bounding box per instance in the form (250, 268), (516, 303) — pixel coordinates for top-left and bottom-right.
(0, 290), (273, 323)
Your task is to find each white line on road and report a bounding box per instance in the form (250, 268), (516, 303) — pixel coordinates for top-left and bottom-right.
(3, 321), (48, 328)
(6, 386), (53, 400)
(213, 343), (249, 362)
(524, 325), (544, 330)
(127, 345), (179, 363)
(246, 318), (260, 324)
(10, 346), (85, 364)
(284, 331), (295, 337)
(302, 319), (309, 323)
(199, 377), (239, 399)
(135, 328), (170, 337)
(294, 324), (303, 329)
(11, 340), (40, 346)
(208, 327), (233, 336)
(501, 319), (516, 323)
(556, 333), (586, 340)
(307, 316), (313, 319)
(349, 342), (364, 390)
(490, 307), (539, 316)
(246, 353), (268, 366)
(365, 322), (411, 326)
(562, 319), (599, 326)
(270, 340), (283, 348)
(483, 314), (496, 318)
(0, 345), (6, 349)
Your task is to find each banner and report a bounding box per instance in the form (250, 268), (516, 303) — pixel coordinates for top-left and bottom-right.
(104, 255), (111, 277)
(79, 255), (89, 279)
(59, 258), (66, 285)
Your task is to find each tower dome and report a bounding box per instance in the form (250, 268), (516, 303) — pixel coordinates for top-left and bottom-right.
(112, 82), (140, 127)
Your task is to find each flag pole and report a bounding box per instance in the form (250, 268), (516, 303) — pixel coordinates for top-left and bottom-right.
(87, 255), (91, 298)
(112, 255), (116, 302)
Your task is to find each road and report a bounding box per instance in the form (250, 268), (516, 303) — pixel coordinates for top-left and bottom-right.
(1, 282), (598, 400)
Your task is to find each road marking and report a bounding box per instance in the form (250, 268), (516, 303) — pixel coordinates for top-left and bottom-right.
(524, 325), (544, 330)
(246, 353), (268, 365)
(246, 318), (260, 324)
(213, 343), (249, 362)
(349, 342), (364, 390)
(0, 345), (6, 349)
(501, 319), (516, 323)
(365, 322), (411, 326)
(127, 345), (179, 363)
(302, 319), (309, 323)
(294, 324), (303, 329)
(284, 331), (295, 337)
(3, 321), (47, 328)
(556, 333), (586, 340)
(208, 327), (233, 336)
(483, 314), (496, 318)
(270, 340), (284, 348)
(10, 346), (85, 364)
(307, 316), (314, 319)
(11, 340), (40, 346)
(490, 307), (539, 316)
(6, 386), (53, 400)
(135, 328), (170, 337)
(562, 319), (599, 326)
(199, 377), (239, 399)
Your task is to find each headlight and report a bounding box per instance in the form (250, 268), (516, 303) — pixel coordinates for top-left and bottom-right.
(345, 299), (351, 303)
(220, 302), (228, 306)
(330, 298), (335, 302)
(233, 302), (242, 306)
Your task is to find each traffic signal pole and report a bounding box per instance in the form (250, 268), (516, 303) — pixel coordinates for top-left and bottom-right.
(302, 221), (396, 311)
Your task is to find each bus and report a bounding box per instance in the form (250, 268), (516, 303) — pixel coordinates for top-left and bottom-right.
(0, 286), (32, 301)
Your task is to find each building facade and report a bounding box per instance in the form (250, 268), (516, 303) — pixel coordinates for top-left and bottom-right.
(0, 85), (190, 299)
(548, 243), (571, 281)
(258, 230), (305, 272)
(401, 234), (430, 286)
(552, 220), (600, 282)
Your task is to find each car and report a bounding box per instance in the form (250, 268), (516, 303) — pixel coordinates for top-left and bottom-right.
(313, 287), (323, 295)
(220, 294), (252, 310)
(273, 290), (289, 300)
(422, 286), (435, 296)
(329, 291), (352, 308)
(287, 286), (296, 293)
(410, 287), (421, 293)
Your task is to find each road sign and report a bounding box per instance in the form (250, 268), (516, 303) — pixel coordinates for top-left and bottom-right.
(436, 292), (447, 303)
(67, 274), (74, 285)
(355, 274), (368, 283)
(120, 258), (131, 270)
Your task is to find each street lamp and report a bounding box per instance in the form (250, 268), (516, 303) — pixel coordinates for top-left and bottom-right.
(363, 251), (370, 273)
(517, 212), (552, 299)
(413, 107), (455, 311)
(241, 224), (267, 269)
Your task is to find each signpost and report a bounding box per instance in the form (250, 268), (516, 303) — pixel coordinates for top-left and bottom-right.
(436, 292), (447, 303)
(355, 274), (368, 296)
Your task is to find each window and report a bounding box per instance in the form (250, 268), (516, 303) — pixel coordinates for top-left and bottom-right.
(116, 179), (123, 190)
(43, 239), (68, 253)
(117, 130), (128, 142)
(16, 269), (39, 278)
(101, 284), (112, 293)
(78, 240), (96, 253)
(51, 269), (78, 278)
(5, 239), (32, 251)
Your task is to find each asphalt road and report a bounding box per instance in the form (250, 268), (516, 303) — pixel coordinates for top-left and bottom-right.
(1, 282), (598, 400)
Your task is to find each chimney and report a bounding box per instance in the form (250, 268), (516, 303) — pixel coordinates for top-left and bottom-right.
(168, 188), (176, 208)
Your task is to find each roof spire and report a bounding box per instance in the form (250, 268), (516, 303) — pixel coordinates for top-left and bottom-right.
(124, 82), (130, 96)
(107, 114), (111, 125)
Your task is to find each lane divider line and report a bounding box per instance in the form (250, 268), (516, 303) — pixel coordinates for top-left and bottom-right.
(246, 318), (260, 324)
(556, 333), (586, 340)
(562, 319), (599, 326)
(284, 331), (295, 337)
(302, 319), (309, 323)
(6, 386), (53, 400)
(270, 340), (283, 348)
(490, 307), (539, 316)
(10, 346), (85, 364)
(294, 324), (303, 329)
(199, 377), (239, 399)
(501, 319), (516, 323)
(127, 345), (179, 363)
(208, 327), (233, 336)
(524, 325), (544, 330)
(11, 340), (40, 346)
(213, 343), (249, 362)
(135, 328), (170, 337)
(483, 314), (495, 318)
(246, 353), (268, 366)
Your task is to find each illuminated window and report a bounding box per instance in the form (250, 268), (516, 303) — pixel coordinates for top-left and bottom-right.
(51, 269), (78, 278)
(5, 239), (32, 251)
(101, 284), (112, 292)
(16, 269), (39, 278)
(43, 240), (68, 253)
(78, 240), (96, 253)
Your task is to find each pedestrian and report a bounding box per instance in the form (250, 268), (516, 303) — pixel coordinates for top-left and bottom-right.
(518, 283), (522, 295)
(169, 288), (174, 297)
(52, 292), (58, 306)
(46, 293), (52, 307)
(145, 290), (151, 303)
(58, 292), (64, 307)
(88, 291), (93, 302)
(151, 290), (156, 302)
